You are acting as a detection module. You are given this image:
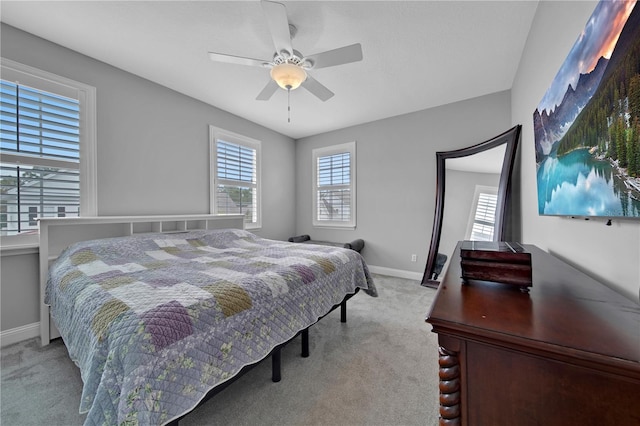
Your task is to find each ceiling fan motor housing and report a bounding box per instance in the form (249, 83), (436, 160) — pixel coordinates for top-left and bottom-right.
(273, 50), (310, 69)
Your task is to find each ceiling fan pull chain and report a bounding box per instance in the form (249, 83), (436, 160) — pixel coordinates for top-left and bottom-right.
(287, 87), (291, 123)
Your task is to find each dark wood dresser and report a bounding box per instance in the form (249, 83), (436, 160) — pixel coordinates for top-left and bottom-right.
(426, 243), (640, 426)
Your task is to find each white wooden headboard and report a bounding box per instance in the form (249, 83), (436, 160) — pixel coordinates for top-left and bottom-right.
(38, 214), (245, 346)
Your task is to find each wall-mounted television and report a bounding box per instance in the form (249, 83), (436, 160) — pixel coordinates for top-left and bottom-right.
(533, 0), (640, 218)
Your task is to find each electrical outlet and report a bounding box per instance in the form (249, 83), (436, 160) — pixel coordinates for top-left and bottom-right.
(411, 254), (417, 262)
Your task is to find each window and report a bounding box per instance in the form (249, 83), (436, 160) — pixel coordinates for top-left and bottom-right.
(209, 126), (261, 229)
(312, 141), (356, 229)
(1, 59), (96, 242)
(465, 185), (498, 241)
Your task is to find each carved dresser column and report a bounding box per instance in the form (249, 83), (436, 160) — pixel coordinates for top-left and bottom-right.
(438, 345), (461, 425)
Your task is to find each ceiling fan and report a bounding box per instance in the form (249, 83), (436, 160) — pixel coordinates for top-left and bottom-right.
(208, 0), (363, 102)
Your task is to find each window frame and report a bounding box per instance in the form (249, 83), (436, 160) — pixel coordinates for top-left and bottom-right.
(1, 59), (97, 248)
(209, 125), (261, 230)
(312, 141), (357, 229)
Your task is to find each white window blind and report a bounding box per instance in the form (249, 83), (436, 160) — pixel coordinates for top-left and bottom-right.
(468, 189), (498, 241)
(210, 126), (261, 229)
(312, 141), (356, 228)
(1, 80), (81, 235)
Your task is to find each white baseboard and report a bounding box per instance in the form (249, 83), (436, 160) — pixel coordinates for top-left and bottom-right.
(368, 265), (423, 281)
(0, 322), (39, 348)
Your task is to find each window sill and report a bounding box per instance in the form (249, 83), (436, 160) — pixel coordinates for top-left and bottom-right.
(0, 240), (39, 256)
(313, 224), (357, 231)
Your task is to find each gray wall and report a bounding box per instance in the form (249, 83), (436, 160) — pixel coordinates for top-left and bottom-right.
(0, 24), (295, 238)
(512, 1), (640, 302)
(295, 91), (512, 275)
(0, 252), (39, 331)
(0, 24), (296, 332)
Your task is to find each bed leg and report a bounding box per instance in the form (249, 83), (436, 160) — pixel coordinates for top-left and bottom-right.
(301, 328), (309, 358)
(341, 299), (347, 323)
(272, 347), (281, 382)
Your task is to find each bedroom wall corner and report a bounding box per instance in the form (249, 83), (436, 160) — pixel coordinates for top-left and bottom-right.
(294, 91), (512, 278)
(0, 23), (296, 241)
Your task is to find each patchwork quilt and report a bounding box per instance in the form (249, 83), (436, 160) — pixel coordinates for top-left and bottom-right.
(45, 228), (376, 425)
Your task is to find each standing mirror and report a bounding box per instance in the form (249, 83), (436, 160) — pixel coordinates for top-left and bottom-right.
(422, 125), (521, 288)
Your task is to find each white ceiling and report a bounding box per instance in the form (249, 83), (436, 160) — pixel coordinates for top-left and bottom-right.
(0, 0), (539, 140)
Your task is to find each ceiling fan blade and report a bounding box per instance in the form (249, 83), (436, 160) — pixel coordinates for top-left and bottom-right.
(261, 0), (293, 57)
(301, 74), (334, 102)
(208, 52), (269, 68)
(256, 79), (279, 101)
(303, 43), (363, 69)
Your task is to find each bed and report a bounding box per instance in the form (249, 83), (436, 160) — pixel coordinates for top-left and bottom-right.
(38, 214), (377, 425)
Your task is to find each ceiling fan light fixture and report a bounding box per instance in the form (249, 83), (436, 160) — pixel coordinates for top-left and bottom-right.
(270, 63), (307, 90)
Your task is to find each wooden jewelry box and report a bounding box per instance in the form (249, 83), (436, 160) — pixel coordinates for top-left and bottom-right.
(460, 241), (532, 290)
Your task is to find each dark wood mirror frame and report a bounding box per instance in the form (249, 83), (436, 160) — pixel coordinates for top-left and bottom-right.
(421, 125), (522, 288)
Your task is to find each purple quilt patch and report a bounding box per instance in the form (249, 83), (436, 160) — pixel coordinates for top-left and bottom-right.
(291, 264), (315, 284)
(141, 301), (193, 350)
(145, 276), (182, 288)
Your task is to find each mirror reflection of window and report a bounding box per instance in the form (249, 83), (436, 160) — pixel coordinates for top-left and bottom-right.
(465, 185), (498, 241)
(439, 152), (504, 281)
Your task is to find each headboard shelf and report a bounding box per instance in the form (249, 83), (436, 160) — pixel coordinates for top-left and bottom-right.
(38, 214), (245, 345)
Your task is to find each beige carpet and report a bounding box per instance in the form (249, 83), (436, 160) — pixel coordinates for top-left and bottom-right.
(1, 274), (441, 425)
